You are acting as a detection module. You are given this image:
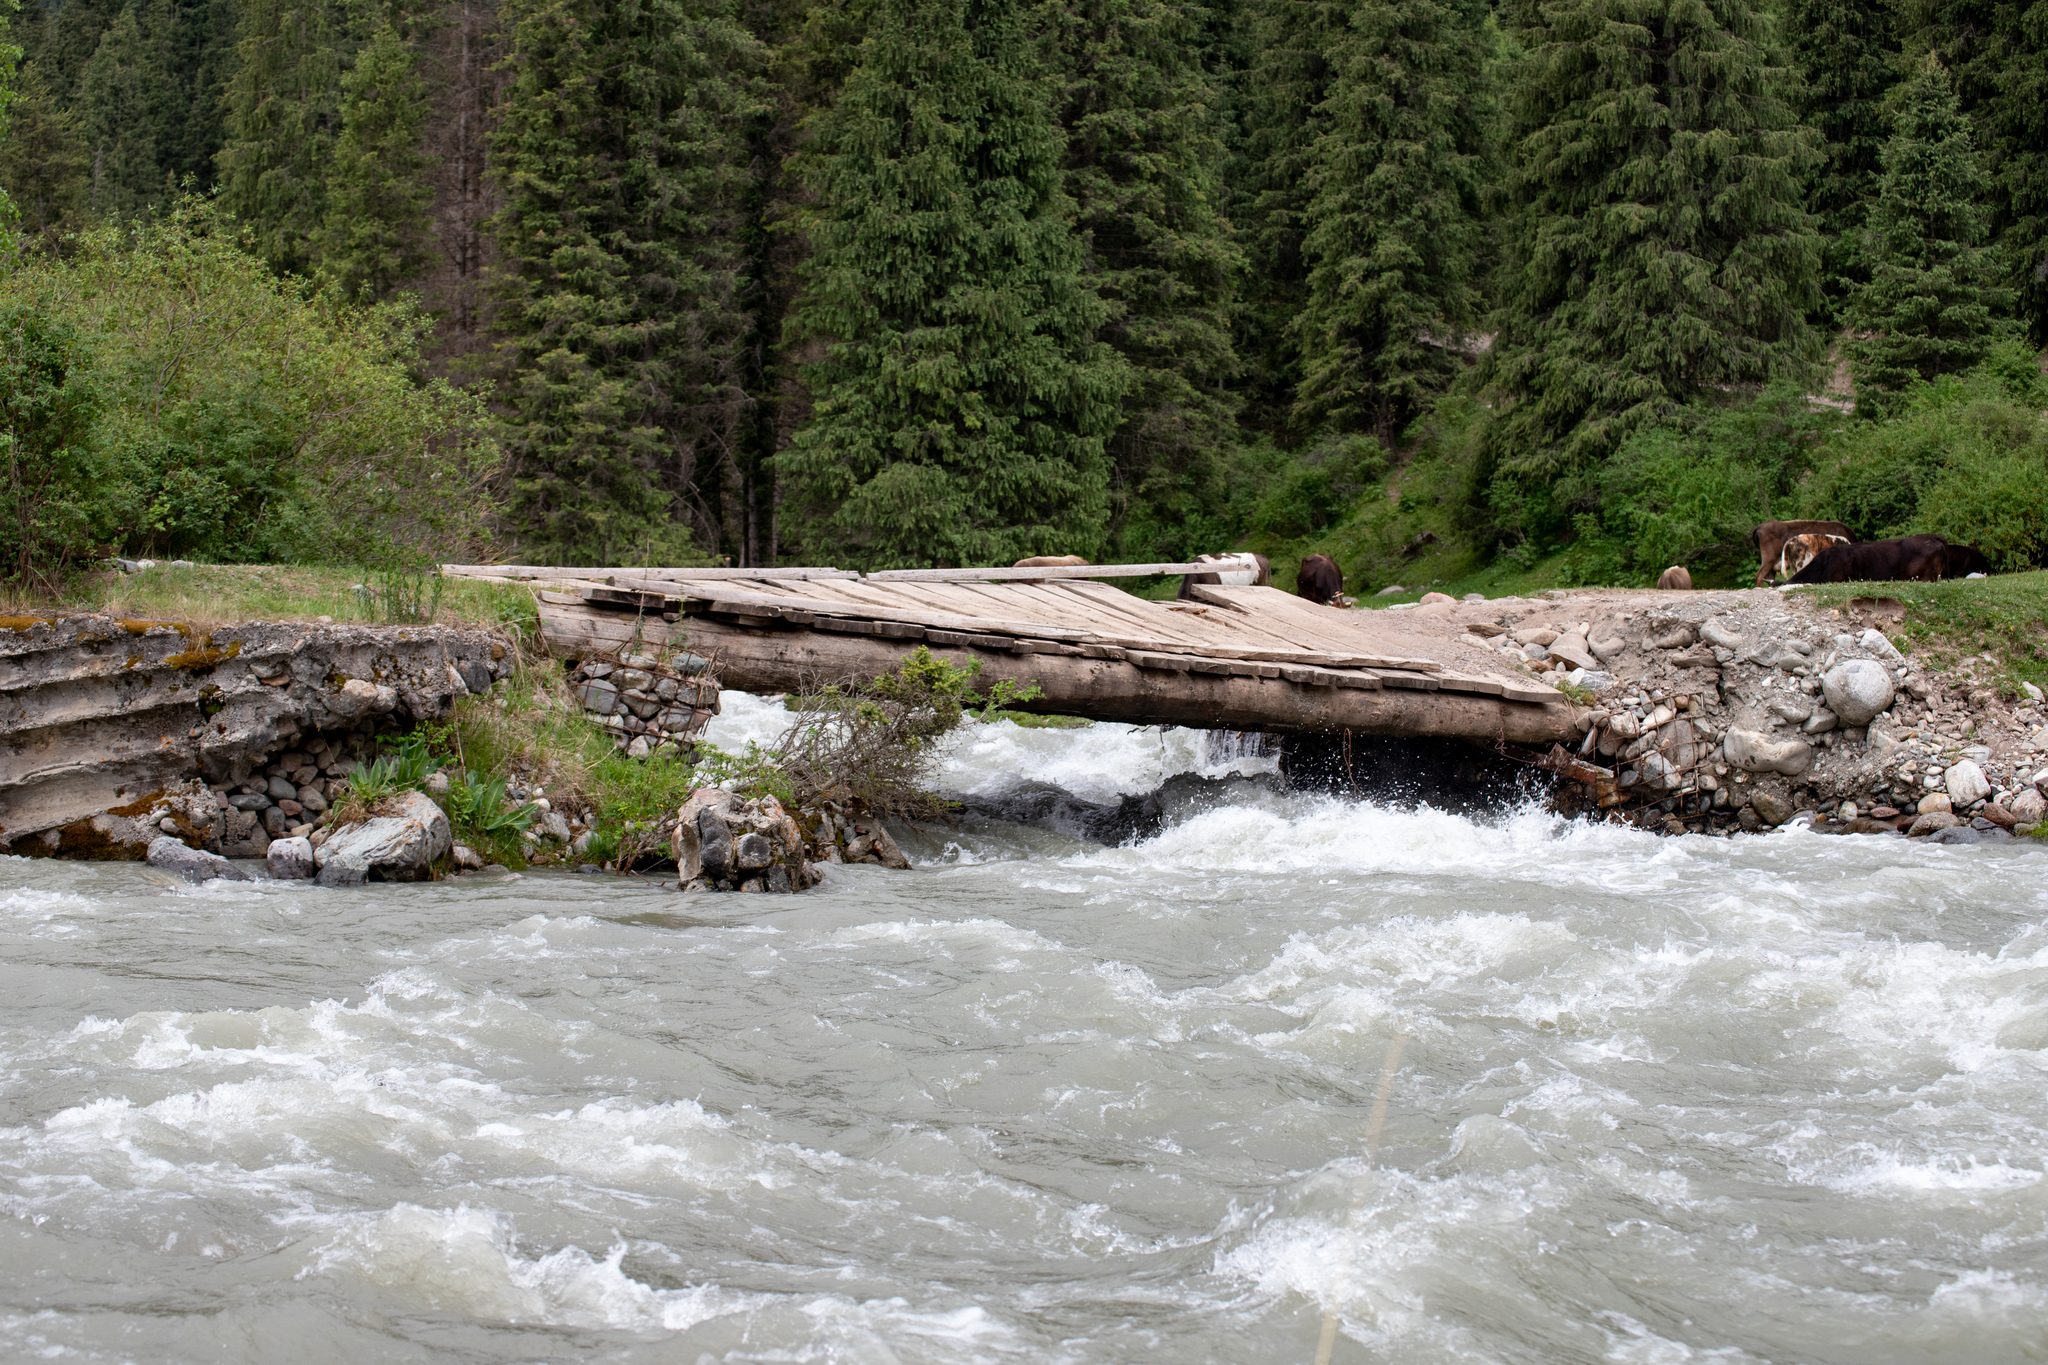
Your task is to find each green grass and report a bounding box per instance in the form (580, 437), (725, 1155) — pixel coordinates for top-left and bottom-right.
(1, 562), (538, 631)
(1795, 570), (2048, 692)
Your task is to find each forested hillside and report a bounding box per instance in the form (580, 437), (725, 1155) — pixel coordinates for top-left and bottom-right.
(0, 0), (2044, 581)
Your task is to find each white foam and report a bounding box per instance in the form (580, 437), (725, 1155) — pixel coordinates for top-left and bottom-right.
(305, 1203), (761, 1331)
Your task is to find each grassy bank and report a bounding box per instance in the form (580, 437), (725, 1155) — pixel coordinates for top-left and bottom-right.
(0, 562), (538, 631)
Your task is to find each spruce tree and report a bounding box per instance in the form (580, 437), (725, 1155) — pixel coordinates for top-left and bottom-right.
(1846, 53), (2008, 406)
(1782, 0), (1897, 313)
(313, 23), (434, 301)
(1894, 0), (2048, 343)
(76, 3), (167, 219)
(1292, 0), (1492, 448)
(779, 0), (1130, 569)
(1488, 0), (1822, 509)
(216, 0), (353, 274)
(1035, 0), (1243, 559)
(491, 0), (767, 563)
(0, 64), (88, 236)
(1227, 0), (1351, 436)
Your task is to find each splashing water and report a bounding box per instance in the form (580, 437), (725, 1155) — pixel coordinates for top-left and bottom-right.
(2, 695), (2044, 1362)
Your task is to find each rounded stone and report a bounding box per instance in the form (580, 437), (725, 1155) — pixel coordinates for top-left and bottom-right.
(1821, 659), (1895, 726)
(1917, 792), (1953, 816)
(1749, 789), (1794, 826)
(1943, 759), (1991, 806)
(1723, 728), (1813, 777)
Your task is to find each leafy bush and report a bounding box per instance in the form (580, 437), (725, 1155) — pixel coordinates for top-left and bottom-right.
(1800, 347), (2048, 567)
(1584, 382), (1826, 584)
(0, 199), (497, 579)
(0, 303), (105, 583)
(767, 646), (988, 819)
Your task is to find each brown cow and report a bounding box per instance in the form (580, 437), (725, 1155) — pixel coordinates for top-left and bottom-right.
(1786, 535), (1948, 585)
(1775, 532), (1848, 582)
(1178, 552), (1271, 601)
(1656, 566), (1692, 590)
(1751, 520), (1854, 587)
(1013, 555), (1090, 569)
(1296, 554), (1343, 604)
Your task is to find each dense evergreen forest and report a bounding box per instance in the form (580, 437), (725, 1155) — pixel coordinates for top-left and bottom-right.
(0, 0), (2045, 583)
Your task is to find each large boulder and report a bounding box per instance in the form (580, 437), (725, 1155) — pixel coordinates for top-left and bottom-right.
(1943, 760), (1991, 807)
(314, 791), (452, 886)
(1822, 659), (1895, 726)
(267, 836), (316, 881)
(1724, 729), (1813, 776)
(146, 835), (251, 884)
(673, 788), (820, 893)
(2011, 787), (2048, 826)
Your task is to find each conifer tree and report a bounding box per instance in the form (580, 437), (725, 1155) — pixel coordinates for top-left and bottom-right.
(1488, 0), (1822, 509)
(779, 0), (1130, 569)
(0, 0), (16, 224)
(1292, 0), (1492, 448)
(0, 64), (88, 236)
(1782, 0), (1897, 312)
(313, 23), (434, 300)
(1227, 0), (1351, 436)
(491, 0), (767, 563)
(216, 0), (353, 274)
(1035, 0), (1242, 558)
(1847, 53), (2008, 407)
(1894, 0), (2048, 342)
(76, 3), (167, 219)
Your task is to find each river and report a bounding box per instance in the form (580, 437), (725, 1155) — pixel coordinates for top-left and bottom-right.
(2, 694), (2044, 1363)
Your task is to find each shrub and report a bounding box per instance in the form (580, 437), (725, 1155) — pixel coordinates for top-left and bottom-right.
(0, 198), (497, 578)
(1800, 348), (2048, 565)
(764, 646), (989, 820)
(0, 303), (106, 584)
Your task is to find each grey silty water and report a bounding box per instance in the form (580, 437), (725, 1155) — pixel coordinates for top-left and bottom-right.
(2, 693), (2044, 1363)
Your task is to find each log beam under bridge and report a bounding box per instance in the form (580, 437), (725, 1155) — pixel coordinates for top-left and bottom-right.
(511, 566), (1584, 745)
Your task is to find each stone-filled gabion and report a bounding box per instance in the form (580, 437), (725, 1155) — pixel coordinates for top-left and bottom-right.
(566, 650), (721, 757)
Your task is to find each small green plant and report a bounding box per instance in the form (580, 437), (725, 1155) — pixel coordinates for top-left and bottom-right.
(354, 565), (446, 623)
(973, 677), (1046, 721)
(384, 731), (439, 789)
(442, 769), (534, 866)
(1554, 677), (1596, 706)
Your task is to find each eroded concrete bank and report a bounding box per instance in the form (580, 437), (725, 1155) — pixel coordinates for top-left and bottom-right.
(0, 614), (509, 858)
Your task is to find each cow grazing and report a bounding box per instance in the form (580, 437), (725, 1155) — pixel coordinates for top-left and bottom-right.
(1786, 535), (1948, 585)
(1178, 552), (1271, 601)
(1296, 554), (1343, 604)
(1942, 543), (1993, 577)
(1751, 520), (1854, 587)
(1775, 532), (1848, 582)
(1013, 555), (1090, 569)
(1656, 566), (1693, 590)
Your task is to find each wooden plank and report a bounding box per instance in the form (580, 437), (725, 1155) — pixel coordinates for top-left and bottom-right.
(1186, 585), (1445, 672)
(677, 583), (1090, 641)
(866, 562), (1208, 582)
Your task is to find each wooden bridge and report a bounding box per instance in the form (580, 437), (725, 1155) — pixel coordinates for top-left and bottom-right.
(443, 563), (1579, 744)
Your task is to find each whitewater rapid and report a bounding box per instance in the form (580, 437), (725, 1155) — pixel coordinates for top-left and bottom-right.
(2, 694), (2044, 1362)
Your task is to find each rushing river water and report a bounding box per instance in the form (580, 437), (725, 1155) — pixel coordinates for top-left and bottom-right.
(4, 694), (2046, 1363)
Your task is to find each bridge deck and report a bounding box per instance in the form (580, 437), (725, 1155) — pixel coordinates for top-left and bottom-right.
(447, 565), (1579, 744)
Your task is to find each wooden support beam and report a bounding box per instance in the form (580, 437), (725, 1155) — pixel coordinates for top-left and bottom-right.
(442, 564), (859, 582)
(533, 605), (1579, 743)
(865, 562), (1209, 582)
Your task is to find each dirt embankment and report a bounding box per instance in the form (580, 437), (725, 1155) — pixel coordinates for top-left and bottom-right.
(1369, 587), (2047, 839)
(0, 614), (511, 859)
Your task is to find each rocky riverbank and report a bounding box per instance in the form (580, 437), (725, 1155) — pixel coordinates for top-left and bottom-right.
(1409, 586), (2048, 841)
